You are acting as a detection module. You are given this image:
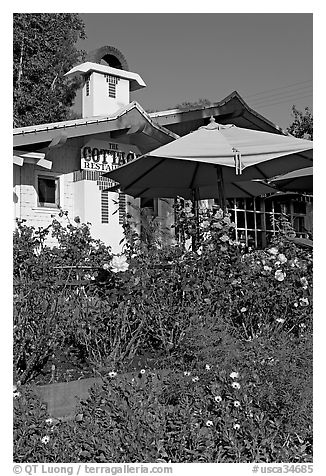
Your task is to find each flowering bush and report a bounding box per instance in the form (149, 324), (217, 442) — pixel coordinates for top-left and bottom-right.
(13, 215), (112, 384)
(13, 207), (312, 462)
(14, 336), (312, 463)
(13, 208), (312, 382)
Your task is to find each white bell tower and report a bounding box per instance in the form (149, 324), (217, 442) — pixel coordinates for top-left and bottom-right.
(65, 61), (146, 118)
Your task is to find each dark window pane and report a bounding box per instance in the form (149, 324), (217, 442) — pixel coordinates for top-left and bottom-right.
(226, 198), (235, 209)
(274, 201), (282, 214)
(255, 198), (262, 211)
(265, 213), (274, 231)
(237, 198), (245, 210)
(264, 199), (273, 212)
(256, 213), (263, 229)
(246, 212), (255, 229)
(256, 231), (263, 248)
(229, 210), (236, 222)
(247, 232), (255, 247)
(293, 201), (306, 214)
(237, 211), (245, 228)
(293, 216), (305, 232)
(140, 198), (154, 209)
(246, 198), (255, 210)
(38, 178), (56, 204)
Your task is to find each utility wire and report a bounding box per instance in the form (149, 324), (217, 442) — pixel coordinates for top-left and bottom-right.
(250, 93), (312, 109)
(243, 79), (313, 99)
(244, 86), (312, 104)
(250, 90), (313, 106)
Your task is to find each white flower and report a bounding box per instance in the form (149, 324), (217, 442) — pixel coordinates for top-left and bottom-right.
(200, 220), (210, 229)
(212, 222), (223, 229)
(13, 385), (21, 399)
(240, 307), (247, 313)
(299, 323), (307, 329)
(234, 400), (241, 408)
(110, 254), (129, 273)
(278, 253), (287, 264)
(205, 364), (211, 371)
(290, 258), (300, 268)
(215, 209), (224, 219)
(214, 396), (222, 403)
(300, 277), (309, 289)
(268, 247), (278, 255)
(192, 376), (199, 382)
(196, 247), (203, 256)
(230, 372), (239, 379)
(299, 297), (309, 307)
(276, 318), (285, 324)
(294, 302), (299, 308)
(45, 418), (53, 425)
(263, 265), (272, 272)
(233, 423), (241, 430)
(220, 234), (229, 242)
(41, 436), (50, 444)
(108, 371), (117, 378)
(248, 412), (254, 418)
(140, 369), (146, 374)
(275, 269), (286, 282)
(231, 382), (241, 390)
(103, 263), (110, 271)
(184, 371), (191, 376)
(206, 420), (214, 427)
(276, 317), (285, 324)
(274, 261), (281, 267)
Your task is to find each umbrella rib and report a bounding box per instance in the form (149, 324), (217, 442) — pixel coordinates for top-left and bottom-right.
(123, 158), (166, 192)
(252, 164), (269, 180)
(231, 182), (255, 198)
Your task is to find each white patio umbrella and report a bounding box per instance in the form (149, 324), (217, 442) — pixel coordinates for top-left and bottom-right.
(104, 117), (313, 208)
(268, 166), (313, 193)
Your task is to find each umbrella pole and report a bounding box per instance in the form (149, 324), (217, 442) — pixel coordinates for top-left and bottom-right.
(216, 165), (226, 211)
(192, 188), (200, 251)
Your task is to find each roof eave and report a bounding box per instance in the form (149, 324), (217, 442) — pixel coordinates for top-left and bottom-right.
(13, 101), (178, 149)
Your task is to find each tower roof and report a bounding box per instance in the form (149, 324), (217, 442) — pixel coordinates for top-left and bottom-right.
(65, 62), (146, 92)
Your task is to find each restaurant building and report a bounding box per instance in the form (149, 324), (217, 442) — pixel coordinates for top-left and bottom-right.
(13, 46), (312, 251)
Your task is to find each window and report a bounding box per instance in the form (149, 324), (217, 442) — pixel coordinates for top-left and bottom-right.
(108, 83), (116, 98)
(222, 197), (265, 248)
(118, 193), (127, 224)
(85, 74), (90, 96)
(37, 176), (60, 208)
(140, 197), (158, 217)
(105, 74), (119, 98)
(101, 190), (109, 224)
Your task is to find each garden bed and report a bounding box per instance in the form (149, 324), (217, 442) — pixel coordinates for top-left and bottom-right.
(13, 212), (313, 463)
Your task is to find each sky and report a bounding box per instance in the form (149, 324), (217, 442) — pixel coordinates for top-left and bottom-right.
(77, 13), (313, 130)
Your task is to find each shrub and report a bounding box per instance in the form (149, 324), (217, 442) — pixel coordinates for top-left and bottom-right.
(13, 337), (312, 463)
(13, 207), (313, 462)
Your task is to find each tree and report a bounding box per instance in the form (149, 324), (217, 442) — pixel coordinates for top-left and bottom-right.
(13, 13), (86, 127)
(175, 98), (212, 111)
(287, 106), (313, 140)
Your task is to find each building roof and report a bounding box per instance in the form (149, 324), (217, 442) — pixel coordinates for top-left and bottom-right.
(13, 101), (179, 154)
(150, 91), (288, 137)
(64, 62), (146, 91)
